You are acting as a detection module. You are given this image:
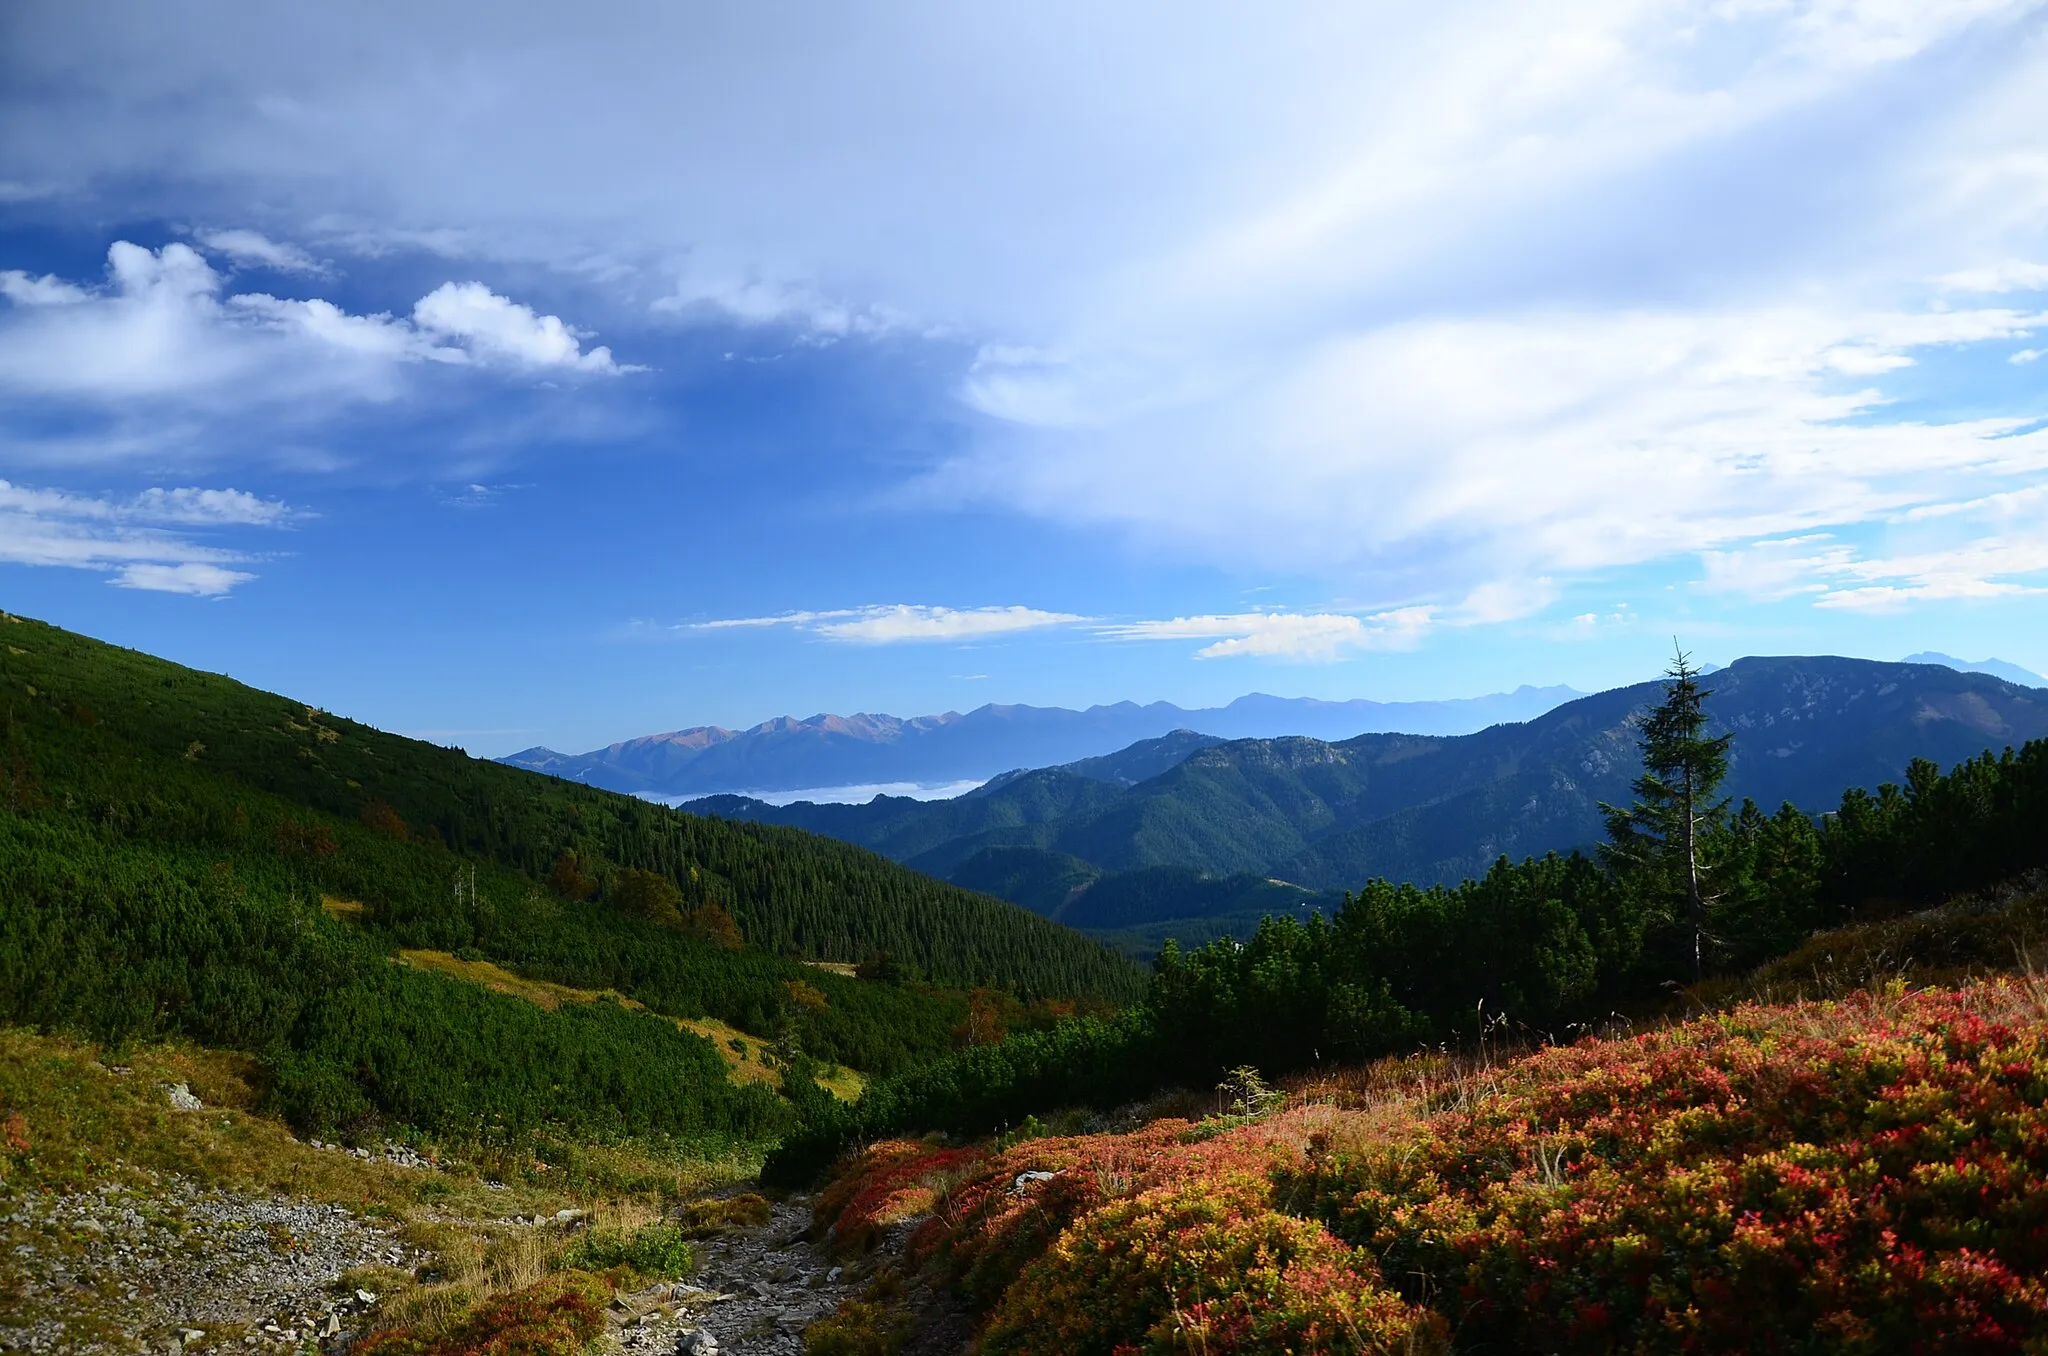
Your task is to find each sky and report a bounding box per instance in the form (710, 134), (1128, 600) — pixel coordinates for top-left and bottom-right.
(1, 0), (2046, 756)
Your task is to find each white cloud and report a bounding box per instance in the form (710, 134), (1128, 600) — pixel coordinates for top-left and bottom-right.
(0, 242), (632, 416)
(692, 604), (1085, 644)
(413, 282), (626, 372)
(131, 486), (294, 525)
(195, 228), (326, 275)
(2013, 348), (2044, 365)
(652, 264), (897, 339)
(0, 476), (292, 595)
(0, 270), (90, 305)
(1097, 609), (1436, 661)
(1938, 261), (2048, 293)
(0, 479), (292, 526)
(110, 562), (255, 596)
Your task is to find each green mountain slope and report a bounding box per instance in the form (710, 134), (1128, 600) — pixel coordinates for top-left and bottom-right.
(0, 612), (1139, 1145)
(0, 613), (1136, 998)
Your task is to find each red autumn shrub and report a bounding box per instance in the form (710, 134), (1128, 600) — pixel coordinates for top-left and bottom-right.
(817, 1139), (988, 1255)
(822, 980), (2048, 1354)
(1295, 980), (2048, 1354)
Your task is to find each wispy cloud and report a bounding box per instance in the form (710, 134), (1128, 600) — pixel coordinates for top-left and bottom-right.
(689, 604), (1086, 644)
(1937, 261), (2048, 294)
(1700, 484), (2048, 611)
(111, 562), (256, 596)
(0, 477), (294, 596)
(195, 228), (327, 276)
(1097, 609), (1436, 661)
(683, 586), (1566, 661)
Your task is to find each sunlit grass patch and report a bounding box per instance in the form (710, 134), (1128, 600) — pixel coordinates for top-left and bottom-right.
(396, 949), (633, 1013)
(398, 950), (864, 1100)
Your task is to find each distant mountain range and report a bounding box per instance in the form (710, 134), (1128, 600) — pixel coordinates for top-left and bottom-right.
(688, 656), (2048, 953)
(1901, 653), (2046, 688)
(498, 686), (1582, 797)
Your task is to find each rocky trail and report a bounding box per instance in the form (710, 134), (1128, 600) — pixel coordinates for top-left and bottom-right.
(0, 1165), (870, 1356)
(609, 1194), (852, 1356)
(0, 1171), (416, 1354)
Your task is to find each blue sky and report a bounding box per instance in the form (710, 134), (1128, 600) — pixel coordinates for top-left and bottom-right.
(2, 1), (2046, 755)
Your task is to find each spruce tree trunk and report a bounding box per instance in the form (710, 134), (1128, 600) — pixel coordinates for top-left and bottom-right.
(1684, 762), (1701, 981)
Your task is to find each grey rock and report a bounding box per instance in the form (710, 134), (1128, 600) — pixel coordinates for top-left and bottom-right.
(163, 1084), (205, 1111)
(674, 1330), (719, 1355)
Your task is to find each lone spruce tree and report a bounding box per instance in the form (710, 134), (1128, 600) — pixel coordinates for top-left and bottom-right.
(1602, 644), (1734, 981)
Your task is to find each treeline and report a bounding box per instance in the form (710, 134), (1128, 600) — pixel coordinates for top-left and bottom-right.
(767, 665), (2048, 1180)
(0, 615), (1138, 1002)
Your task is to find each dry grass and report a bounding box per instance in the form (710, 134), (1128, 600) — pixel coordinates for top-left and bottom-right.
(802, 961), (860, 978)
(675, 1015), (783, 1088)
(396, 950), (634, 1013)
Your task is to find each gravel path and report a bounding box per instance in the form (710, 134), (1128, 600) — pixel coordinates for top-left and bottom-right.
(0, 1174), (413, 1355)
(1, 1177), (884, 1356)
(610, 1194), (853, 1356)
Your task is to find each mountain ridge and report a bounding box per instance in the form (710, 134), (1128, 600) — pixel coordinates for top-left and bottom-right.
(500, 686), (1583, 796)
(692, 656), (2048, 931)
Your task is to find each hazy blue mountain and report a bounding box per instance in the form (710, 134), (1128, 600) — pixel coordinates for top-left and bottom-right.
(1902, 653), (2046, 688)
(498, 687), (1580, 796)
(690, 657), (2048, 944)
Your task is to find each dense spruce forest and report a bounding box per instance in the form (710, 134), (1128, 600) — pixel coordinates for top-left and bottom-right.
(0, 612), (1135, 1148)
(769, 655), (2048, 1178)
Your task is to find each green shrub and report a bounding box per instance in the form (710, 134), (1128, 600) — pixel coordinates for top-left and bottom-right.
(562, 1221), (695, 1279)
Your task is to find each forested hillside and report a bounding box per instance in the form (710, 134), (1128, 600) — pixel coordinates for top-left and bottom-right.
(0, 613), (1135, 996)
(0, 612), (1136, 1148)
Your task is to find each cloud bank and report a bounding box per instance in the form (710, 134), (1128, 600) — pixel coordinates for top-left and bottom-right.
(5, 0), (2048, 623)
